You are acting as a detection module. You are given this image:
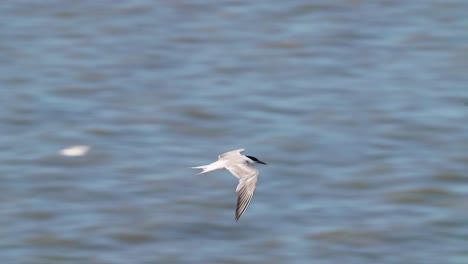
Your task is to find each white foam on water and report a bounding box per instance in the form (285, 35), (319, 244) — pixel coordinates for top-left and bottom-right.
(59, 145), (90, 157)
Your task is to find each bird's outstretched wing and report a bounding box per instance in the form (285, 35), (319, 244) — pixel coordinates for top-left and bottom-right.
(226, 163), (258, 221)
(235, 174), (258, 221)
(218, 148), (245, 159)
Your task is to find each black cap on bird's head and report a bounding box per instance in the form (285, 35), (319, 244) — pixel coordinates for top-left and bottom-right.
(246, 155), (267, 165)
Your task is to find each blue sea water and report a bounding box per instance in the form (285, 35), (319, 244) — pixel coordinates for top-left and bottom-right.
(1, 1), (467, 263)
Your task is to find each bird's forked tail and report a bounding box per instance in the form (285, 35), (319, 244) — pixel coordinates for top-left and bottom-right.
(191, 164), (211, 175)
(191, 161), (223, 175)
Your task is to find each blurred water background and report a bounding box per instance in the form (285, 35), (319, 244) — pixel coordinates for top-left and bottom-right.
(1, 1), (468, 263)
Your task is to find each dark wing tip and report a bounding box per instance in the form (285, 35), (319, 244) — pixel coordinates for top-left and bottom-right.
(235, 181), (256, 221)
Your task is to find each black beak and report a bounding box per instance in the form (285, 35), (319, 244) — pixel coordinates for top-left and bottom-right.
(258, 160), (267, 165)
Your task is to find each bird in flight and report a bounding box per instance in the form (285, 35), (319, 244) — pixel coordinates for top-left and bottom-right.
(192, 149), (267, 221)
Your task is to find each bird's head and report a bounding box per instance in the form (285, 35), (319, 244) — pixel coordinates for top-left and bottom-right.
(246, 155), (267, 165)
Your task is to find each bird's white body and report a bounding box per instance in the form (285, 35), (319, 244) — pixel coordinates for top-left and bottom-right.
(192, 149), (266, 221)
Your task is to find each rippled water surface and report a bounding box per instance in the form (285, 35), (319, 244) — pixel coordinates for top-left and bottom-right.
(1, 1), (468, 263)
